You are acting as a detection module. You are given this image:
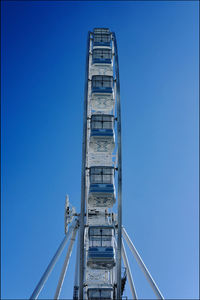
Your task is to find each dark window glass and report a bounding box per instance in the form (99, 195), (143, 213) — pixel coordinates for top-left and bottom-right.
(92, 75), (113, 89)
(93, 33), (111, 44)
(88, 289), (112, 299)
(93, 28), (110, 34)
(90, 167), (114, 184)
(91, 114), (114, 130)
(89, 227), (114, 247)
(93, 48), (112, 60)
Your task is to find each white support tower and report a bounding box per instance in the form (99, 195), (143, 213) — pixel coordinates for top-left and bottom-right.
(30, 28), (164, 300)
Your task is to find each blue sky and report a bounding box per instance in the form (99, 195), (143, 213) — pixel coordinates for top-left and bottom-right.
(1, 1), (199, 299)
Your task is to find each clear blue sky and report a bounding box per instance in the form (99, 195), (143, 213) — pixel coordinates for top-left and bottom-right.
(1, 1), (199, 299)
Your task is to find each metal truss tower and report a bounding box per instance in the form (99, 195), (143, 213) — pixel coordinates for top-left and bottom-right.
(30, 28), (164, 300)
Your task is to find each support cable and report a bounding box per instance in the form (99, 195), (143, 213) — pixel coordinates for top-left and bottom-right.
(54, 225), (78, 299)
(122, 227), (164, 300)
(30, 219), (77, 300)
(122, 240), (137, 300)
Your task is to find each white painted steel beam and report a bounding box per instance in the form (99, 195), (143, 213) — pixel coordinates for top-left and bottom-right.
(122, 240), (137, 299)
(113, 31), (122, 300)
(30, 219), (77, 300)
(54, 225), (78, 299)
(122, 227), (164, 300)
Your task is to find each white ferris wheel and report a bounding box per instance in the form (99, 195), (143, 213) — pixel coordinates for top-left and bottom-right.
(30, 28), (164, 300)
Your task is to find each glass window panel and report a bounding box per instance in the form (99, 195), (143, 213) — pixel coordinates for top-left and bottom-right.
(89, 290), (100, 298)
(92, 76), (101, 87)
(97, 239), (102, 247)
(98, 168), (103, 174)
(102, 228), (112, 236)
(93, 228), (112, 237)
(102, 121), (112, 129)
(89, 228), (94, 236)
(94, 229), (99, 235)
(103, 49), (111, 59)
(102, 236), (111, 242)
(105, 76), (112, 82)
(90, 167), (103, 175)
(97, 168), (103, 174)
(90, 168), (95, 174)
(102, 115), (112, 121)
(92, 76), (113, 88)
(90, 238), (101, 247)
(94, 28), (110, 34)
(93, 115), (102, 121)
(100, 50), (105, 58)
(102, 240), (111, 247)
(93, 49), (111, 59)
(94, 34), (100, 42)
(89, 227), (114, 246)
(95, 229), (100, 235)
(102, 175), (111, 184)
(103, 168), (113, 175)
(92, 121), (102, 129)
(93, 49), (99, 58)
(101, 290), (111, 297)
(95, 175), (102, 183)
(93, 75), (98, 81)
(90, 229), (96, 237)
(90, 174), (97, 183)
(102, 168), (107, 175)
(90, 168), (113, 182)
(93, 80), (100, 88)
(102, 76), (108, 87)
(91, 115), (113, 129)
(93, 49), (99, 59)
(94, 34), (111, 43)
(91, 235), (102, 241)
(90, 175), (95, 183)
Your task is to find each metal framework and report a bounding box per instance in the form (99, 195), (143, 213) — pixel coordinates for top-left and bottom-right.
(30, 28), (164, 300)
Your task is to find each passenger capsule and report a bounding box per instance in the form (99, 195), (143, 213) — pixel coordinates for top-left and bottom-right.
(91, 75), (114, 111)
(92, 48), (112, 65)
(87, 226), (116, 269)
(88, 166), (116, 207)
(89, 114), (115, 153)
(93, 28), (111, 47)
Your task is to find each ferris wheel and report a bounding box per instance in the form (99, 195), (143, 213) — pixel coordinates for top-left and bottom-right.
(30, 28), (164, 300)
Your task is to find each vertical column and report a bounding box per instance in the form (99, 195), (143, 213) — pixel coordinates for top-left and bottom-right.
(113, 32), (122, 300)
(79, 31), (91, 300)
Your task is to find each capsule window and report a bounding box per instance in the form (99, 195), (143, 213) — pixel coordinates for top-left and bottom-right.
(92, 75), (113, 89)
(91, 115), (114, 130)
(89, 227), (114, 247)
(93, 48), (112, 60)
(88, 288), (112, 300)
(93, 33), (111, 44)
(90, 167), (114, 184)
(93, 28), (110, 34)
